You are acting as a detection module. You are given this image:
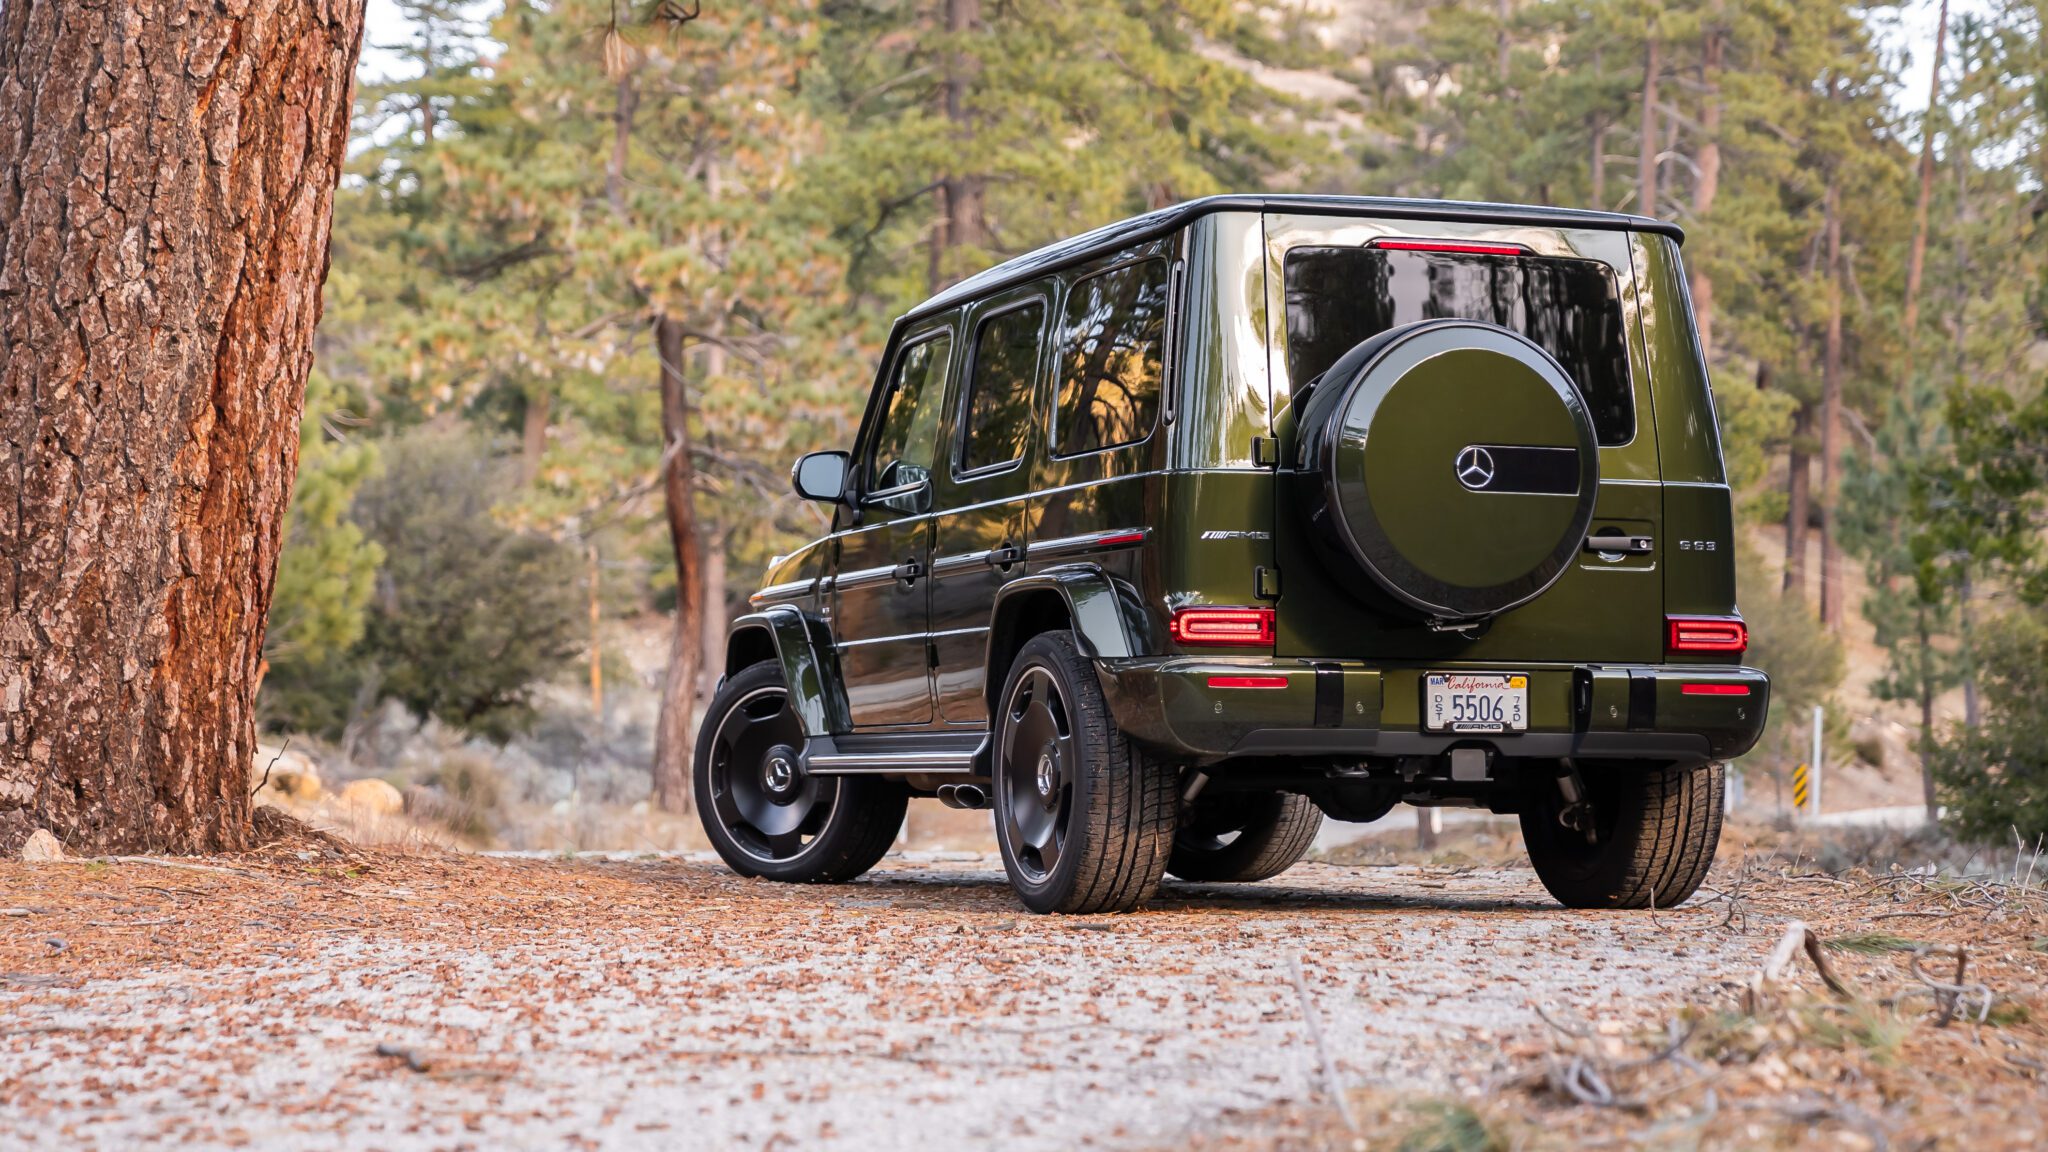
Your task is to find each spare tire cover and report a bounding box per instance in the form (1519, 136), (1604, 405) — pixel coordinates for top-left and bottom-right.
(1294, 319), (1600, 621)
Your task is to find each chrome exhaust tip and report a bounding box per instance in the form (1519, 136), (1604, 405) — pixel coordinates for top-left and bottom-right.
(937, 783), (990, 810)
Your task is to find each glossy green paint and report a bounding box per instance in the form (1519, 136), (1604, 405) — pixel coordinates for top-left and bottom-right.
(1171, 213), (1271, 470)
(1352, 346), (1584, 587)
(1631, 234), (1725, 485)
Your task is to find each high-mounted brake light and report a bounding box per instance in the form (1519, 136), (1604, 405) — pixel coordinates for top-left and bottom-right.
(1667, 616), (1749, 654)
(1170, 606), (1276, 647)
(1680, 683), (1751, 697)
(1207, 675), (1290, 690)
(1371, 238), (1529, 257)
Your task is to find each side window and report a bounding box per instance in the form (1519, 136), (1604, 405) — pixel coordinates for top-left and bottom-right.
(866, 331), (952, 498)
(1053, 258), (1168, 457)
(958, 302), (1045, 474)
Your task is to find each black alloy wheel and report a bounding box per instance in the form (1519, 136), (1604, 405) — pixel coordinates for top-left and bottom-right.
(998, 663), (1076, 886)
(694, 662), (905, 883)
(991, 632), (1176, 914)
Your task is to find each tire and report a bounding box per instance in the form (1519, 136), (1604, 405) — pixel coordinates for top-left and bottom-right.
(1167, 792), (1322, 883)
(694, 661), (907, 883)
(992, 632), (1176, 914)
(1520, 760), (1724, 909)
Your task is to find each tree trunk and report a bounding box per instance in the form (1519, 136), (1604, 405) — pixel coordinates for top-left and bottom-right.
(521, 390), (551, 484)
(1496, 0), (1512, 82)
(1902, 0), (1949, 366)
(1818, 177), (1845, 627)
(608, 73), (638, 219)
(1784, 404), (1812, 598)
(1915, 602), (1938, 823)
(1588, 47), (1607, 208)
(1691, 29), (1723, 361)
(932, 0), (984, 291)
(0, 1), (365, 855)
(1637, 33), (1660, 218)
(700, 534), (728, 698)
(651, 315), (702, 813)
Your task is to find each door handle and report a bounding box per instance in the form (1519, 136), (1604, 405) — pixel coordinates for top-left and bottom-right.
(1584, 531), (1654, 555)
(892, 558), (924, 582)
(987, 543), (1022, 571)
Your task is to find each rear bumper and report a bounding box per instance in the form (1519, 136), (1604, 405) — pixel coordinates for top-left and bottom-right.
(1094, 657), (1768, 767)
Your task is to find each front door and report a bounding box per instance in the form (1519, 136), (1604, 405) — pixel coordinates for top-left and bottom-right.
(833, 328), (953, 728)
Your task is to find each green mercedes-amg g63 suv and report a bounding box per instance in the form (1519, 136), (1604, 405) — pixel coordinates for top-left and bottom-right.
(695, 194), (1767, 915)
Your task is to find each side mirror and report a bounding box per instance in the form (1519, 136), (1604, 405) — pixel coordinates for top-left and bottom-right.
(791, 450), (851, 504)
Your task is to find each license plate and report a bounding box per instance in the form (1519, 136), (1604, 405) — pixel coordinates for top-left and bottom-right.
(1424, 673), (1528, 733)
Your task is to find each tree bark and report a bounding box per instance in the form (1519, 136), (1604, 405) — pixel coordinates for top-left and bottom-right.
(1588, 47), (1607, 208)
(1784, 403), (1812, 598)
(1902, 0), (1949, 366)
(651, 315), (701, 813)
(521, 390), (551, 484)
(700, 533), (728, 698)
(1637, 33), (1660, 218)
(1915, 602), (1938, 823)
(1818, 177), (1845, 627)
(0, 0), (365, 854)
(608, 73), (637, 220)
(1690, 29), (1724, 361)
(931, 0), (984, 292)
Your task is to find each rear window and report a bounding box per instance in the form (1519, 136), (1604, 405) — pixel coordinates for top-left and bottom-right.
(959, 302), (1045, 474)
(1283, 246), (1635, 445)
(1053, 258), (1167, 456)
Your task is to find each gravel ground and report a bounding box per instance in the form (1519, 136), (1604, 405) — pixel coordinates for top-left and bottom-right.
(0, 850), (1766, 1151)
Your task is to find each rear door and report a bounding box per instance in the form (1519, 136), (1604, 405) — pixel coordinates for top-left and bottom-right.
(929, 284), (1052, 725)
(1263, 216), (1663, 665)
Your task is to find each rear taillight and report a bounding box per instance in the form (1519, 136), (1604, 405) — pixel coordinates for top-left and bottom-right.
(1207, 675), (1290, 690)
(1371, 238), (1530, 257)
(1680, 682), (1751, 697)
(1667, 616), (1748, 654)
(1169, 606), (1275, 647)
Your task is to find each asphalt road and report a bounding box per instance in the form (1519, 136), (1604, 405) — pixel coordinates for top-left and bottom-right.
(1, 854), (1759, 1151)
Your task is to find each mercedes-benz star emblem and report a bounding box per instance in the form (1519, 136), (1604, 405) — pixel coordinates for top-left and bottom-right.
(1455, 445), (1497, 490)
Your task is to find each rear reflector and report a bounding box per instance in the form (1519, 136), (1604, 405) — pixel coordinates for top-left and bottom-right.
(1207, 675), (1290, 690)
(1094, 530), (1147, 547)
(1667, 616), (1748, 654)
(1170, 606), (1276, 646)
(1371, 238), (1529, 256)
(1680, 683), (1751, 697)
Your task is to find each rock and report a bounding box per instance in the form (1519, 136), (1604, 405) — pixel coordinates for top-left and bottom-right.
(20, 828), (63, 863)
(253, 742), (322, 803)
(338, 778), (404, 816)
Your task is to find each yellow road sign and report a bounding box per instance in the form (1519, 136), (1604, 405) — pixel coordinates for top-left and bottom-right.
(1792, 762), (1811, 810)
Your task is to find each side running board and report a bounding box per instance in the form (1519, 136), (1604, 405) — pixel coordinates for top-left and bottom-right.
(801, 734), (988, 776)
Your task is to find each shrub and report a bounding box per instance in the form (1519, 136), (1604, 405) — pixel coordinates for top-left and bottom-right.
(1931, 609), (2048, 843)
(351, 431), (584, 743)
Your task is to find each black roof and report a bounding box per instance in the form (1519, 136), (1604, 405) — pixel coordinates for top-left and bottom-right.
(903, 193), (1681, 324)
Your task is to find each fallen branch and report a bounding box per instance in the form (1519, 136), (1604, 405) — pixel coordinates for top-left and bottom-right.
(1290, 954), (1358, 1132)
(1747, 921), (1857, 1013)
(89, 857), (263, 879)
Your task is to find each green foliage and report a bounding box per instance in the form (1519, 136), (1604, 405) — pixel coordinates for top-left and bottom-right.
(1395, 1102), (1505, 1152)
(261, 377), (385, 735)
(1932, 609), (2048, 843)
(1737, 546), (1844, 737)
(351, 432), (584, 743)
